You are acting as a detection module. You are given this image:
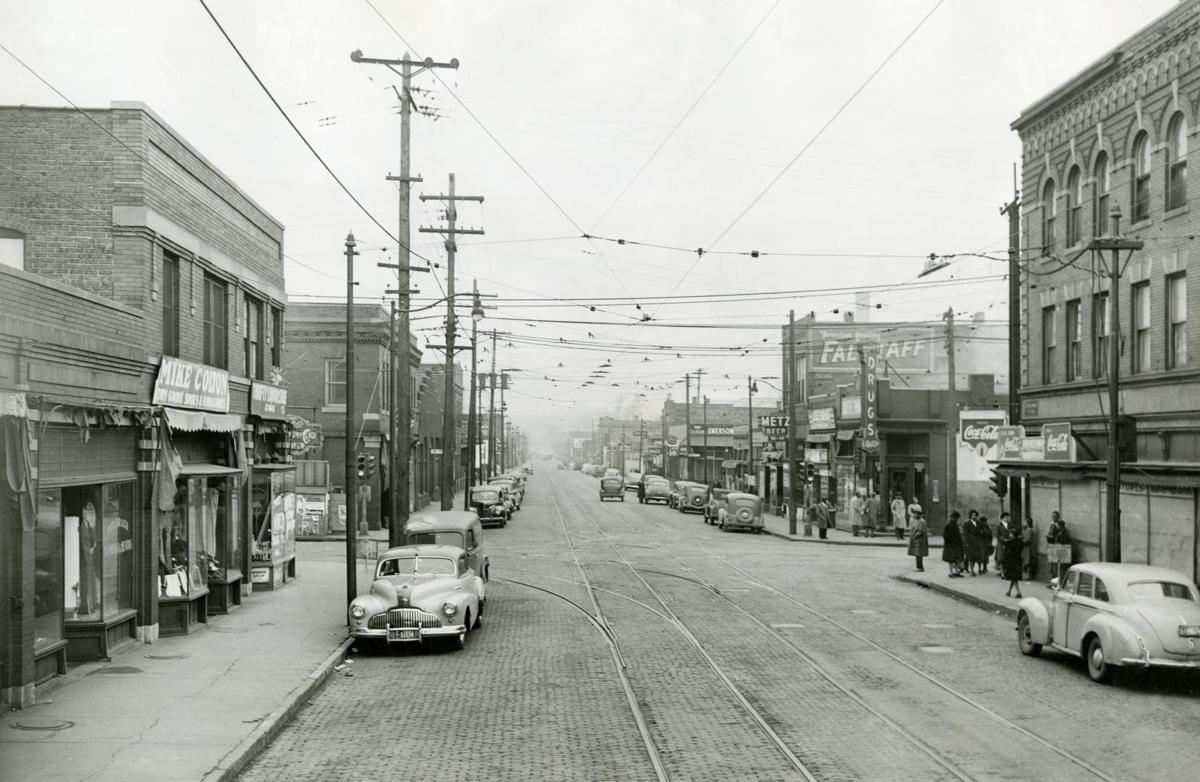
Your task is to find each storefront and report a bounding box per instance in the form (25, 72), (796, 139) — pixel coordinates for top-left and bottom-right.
(248, 381), (297, 591)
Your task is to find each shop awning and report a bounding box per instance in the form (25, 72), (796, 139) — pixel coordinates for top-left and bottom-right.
(253, 463), (296, 472)
(179, 463), (243, 476)
(164, 407), (243, 433)
(836, 430), (857, 441)
(805, 433), (833, 443)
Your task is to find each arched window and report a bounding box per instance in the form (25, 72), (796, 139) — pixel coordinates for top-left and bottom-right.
(1041, 178), (1057, 253)
(1167, 113), (1188, 210)
(0, 227), (24, 270)
(1093, 152), (1110, 236)
(1066, 166), (1082, 246)
(1132, 131), (1151, 222)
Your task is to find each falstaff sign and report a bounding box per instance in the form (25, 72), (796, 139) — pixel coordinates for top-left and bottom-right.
(251, 381), (288, 419)
(152, 356), (230, 413)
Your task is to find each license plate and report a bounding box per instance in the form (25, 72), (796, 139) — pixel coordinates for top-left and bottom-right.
(1179, 625), (1200, 638)
(387, 627), (420, 642)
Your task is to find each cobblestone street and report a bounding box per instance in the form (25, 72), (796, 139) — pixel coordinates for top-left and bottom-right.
(240, 471), (1200, 781)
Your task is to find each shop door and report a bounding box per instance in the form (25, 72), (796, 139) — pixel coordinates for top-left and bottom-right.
(888, 467), (910, 520)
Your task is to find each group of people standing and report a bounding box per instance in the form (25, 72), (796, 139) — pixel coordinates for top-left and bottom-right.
(937, 510), (1040, 598)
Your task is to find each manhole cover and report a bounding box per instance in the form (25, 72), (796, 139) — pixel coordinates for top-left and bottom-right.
(919, 646), (955, 654)
(90, 666), (143, 675)
(770, 623), (806, 629)
(11, 718), (74, 731)
(923, 623), (954, 629)
(850, 609), (877, 615)
(144, 652), (190, 660)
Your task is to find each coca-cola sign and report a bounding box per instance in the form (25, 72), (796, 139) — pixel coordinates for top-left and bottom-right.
(1042, 422), (1075, 462)
(959, 411), (1007, 456)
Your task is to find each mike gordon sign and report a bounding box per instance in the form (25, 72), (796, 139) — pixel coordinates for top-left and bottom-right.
(153, 356), (230, 413)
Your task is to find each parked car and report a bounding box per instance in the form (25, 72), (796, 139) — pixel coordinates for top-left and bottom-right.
(720, 492), (763, 533)
(668, 480), (693, 509)
(680, 483), (708, 514)
(404, 510), (490, 581)
(703, 488), (732, 525)
(348, 544), (485, 651)
(643, 477), (671, 505)
(624, 471), (643, 492)
(600, 475), (625, 501)
(604, 467), (621, 478)
(488, 477), (522, 509)
(1016, 563), (1200, 683)
(468, 485), (510, 528)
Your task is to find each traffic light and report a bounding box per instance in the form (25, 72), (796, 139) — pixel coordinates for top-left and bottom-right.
(366, 453), (377, 479)
(804, 462), (815, 481)
(989, 468), (1007, 498)
(356, 452), (368, 479)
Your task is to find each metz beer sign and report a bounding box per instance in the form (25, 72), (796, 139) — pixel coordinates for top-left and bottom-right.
(152, 356), (230, 413)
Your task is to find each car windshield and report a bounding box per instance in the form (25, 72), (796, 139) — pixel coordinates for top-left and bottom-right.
(405, 531), (464, 548)
(1127, 581), (1198, 601)
(377, 556), (457, 577)
(472, 490), (499, 503)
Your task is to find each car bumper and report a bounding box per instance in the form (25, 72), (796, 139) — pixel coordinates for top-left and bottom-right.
(1119, 654), (1200, 669)
(724, 520), (763, 531)
(350, 624), (467, 642)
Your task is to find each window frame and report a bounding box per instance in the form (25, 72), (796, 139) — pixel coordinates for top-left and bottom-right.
(1065, 299), (1082, 381)
(203, 274), (228, 369)
(162, 251), (181, 357)
(324, 358), (347, 407)
(1092, 291), (1110, 378)
(271, 307), (283, 370)
(1167, 272), (1188, 369)
(1132, 281), (1151, 374)
(1132, 131), (1151, 223)
(1041, 305), (1057, 385)
(0, 226), (25, 271)
(1066, 166), (1082, 247)
(1041, 178), (1057, 253)
(1166, 113), (1188, 211)
(244, 293), (264, 380)
(1093, 152), (1110, 237)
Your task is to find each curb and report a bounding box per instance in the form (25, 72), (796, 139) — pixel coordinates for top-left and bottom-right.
(204, 635), (354, 781)
(893, 573), (1018, 619)
(763, 529), (943, 549)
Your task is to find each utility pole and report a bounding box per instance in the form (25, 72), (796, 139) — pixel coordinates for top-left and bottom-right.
(463, 281), (483, 511)
(786, 309), (801, 535)
(638, 418), (646, 472)
(343, 233), (358, 608)
(748, 375), (756, 496)
(943, 307), (958, 515)
(1089, 205), (1142, 562)
(498, 395), (507, 472)
(488, 331), (498, 479)
(351, 49), (456, 542)
(684, 373), (692, 481)
(694, 368), (706, 483)
(419, 174), (484, 510)
(1000, 170), (1023, 525)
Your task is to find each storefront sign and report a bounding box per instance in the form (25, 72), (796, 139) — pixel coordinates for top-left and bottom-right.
(1042, 422), (1075, 462)
(861, 351), (879, 452)
(959, 410), (1007, 457)
(804, 448), (827, 464)
(251, 567), (270, 584)
(666, 434), (679, 447)
(152, 356), (230, 412)
(286, 415), (322, 454)
(1020, 436), (1045, 462)
(840, 395), (861, 418)
(250, 381), (288, 418)
(994, 425), (1025, 460)
(707, 426), (735, 436)
(808, 407), (836, 432)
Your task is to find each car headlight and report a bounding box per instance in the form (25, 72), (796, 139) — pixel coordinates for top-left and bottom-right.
(350, 604), (366, 620)
(442, 601), (458, 617)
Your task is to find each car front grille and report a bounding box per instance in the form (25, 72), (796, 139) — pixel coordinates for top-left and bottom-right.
(387, 608), (444, 628)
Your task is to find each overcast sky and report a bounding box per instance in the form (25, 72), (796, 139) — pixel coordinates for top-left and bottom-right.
(1, 0), (1178, 449)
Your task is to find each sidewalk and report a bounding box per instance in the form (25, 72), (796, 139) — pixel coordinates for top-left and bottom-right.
(760, 509), (945, 548)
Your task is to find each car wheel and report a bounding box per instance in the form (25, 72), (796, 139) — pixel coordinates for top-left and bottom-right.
(1086, 636), (1113, 683)
(1016, 612), (1042, 657)
(473, 609), (482, 629)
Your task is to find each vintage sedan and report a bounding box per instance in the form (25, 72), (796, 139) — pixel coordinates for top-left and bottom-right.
(404, 510), (490, 581)
(468, 485), (510, 527)
(1016, 563), (1200, 683)
(643, 477), (671, 505)
(703, 488), (732, 525)
(488, 477), (522, 509)
(599, 475), (625, 501)
(721, 492), (763, 533)
(348, 544), (485, 651)
(680, 483), (708, 514)
(668, 480), (694, 509)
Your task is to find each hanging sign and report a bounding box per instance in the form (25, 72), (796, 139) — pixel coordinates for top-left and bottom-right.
(251, 381), (288, 419)
(808, 406), (836, 432)
(860, 351), (879, 452)
(152, 356), (230, 412)
(1042, 422), (1075, 462)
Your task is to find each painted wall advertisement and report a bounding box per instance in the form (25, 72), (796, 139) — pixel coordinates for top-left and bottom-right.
(956, 409), (1007, 482)
(990, 422), (1074, 464)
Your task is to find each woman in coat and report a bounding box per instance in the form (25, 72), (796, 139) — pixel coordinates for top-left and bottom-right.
(907, 509), (929, 571)
(1003, 529), (1025, 598)
(814, 498), (830, 540)
(962, 510), (979, 575)
(975, 515), (992, 575)
(942, 510), (964, 577)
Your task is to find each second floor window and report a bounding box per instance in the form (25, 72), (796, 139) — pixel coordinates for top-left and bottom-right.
(1168, 273), (1188, 368)
(1066, 166), (1082, 246)
(1042, 306), (1056, 384)
(1093, 292), (1110, 378)
(162, 251), (180, 357)
(1167, 113), (1188, 211)
(1132, 131), (1151, 222)
(1132, 281), (1150, 373)
(1093, 152), (1110, 236)
(1041, 178), (1057, 254)
(1065, 299), (1082, 381)
(203, 275), (227, 369)
(325, 358), (347, 405)
(244, 295), (263, 380)
(271, 307), (283, 370)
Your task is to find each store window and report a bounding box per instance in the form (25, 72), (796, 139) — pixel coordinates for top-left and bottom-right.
(1167, 272), (1188, 368)
(161, 476), (218, 599)
(33, 491), (64, 653)
(204, 274), (228, 369)
(1132, 131), (1151, 223)
(1132, 282), (1151, 373)
(251, 469), (297, 567)
(1092, 152), (1110, 237)
(325, 358), (346, 406)
(1065, 299), (1082, 381)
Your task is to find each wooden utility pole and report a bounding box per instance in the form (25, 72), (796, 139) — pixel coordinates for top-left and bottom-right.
(464, 281), (482, 511)
(420, 174), (484, 510)
(694, 368), (706, 483)
(351, 49), (456, 543)
(684, 373), (692, 481)
(943, 307), (957, 515)
(343, 233), (358, 608)
(1000, 172), (1023, 525)
(786, 309), (801, 535)
(488, 331), (498, 478)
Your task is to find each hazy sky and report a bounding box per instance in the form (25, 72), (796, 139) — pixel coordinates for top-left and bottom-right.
(1, 0), (1178, 448)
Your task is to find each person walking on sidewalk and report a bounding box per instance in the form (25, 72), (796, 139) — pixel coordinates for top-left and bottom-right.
(942, 510), (964, 577)
(1003, 524), (1025, 598)
(864, 491), (880, 538)
(637, 475), (647, 504)
(814, 497), (831, 540)
(907, 509), (929, 571)
(906, 496), (922, 540)
(1046, 511), (1071, 584)
(962, 509), (980, 575)
(1021, 516), (1037, 581)
(976, 515), (992, 575)
(994, 512), (1014, 577)
(850, 490), (864, 536)
(891, 493), (906, 539)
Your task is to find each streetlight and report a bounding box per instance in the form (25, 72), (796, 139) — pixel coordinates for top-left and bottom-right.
(746, 376), (780, 497)
(463, 285), (486, 511)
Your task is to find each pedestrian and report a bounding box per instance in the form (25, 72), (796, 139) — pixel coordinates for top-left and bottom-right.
(864, 491), (880, 538)
(943, 510), (964, 577)
(906, 496), (922, 537)
(1046, 510), (1071, 584)
(814, 496), (830, 540)
(962, 509), (979, 575)
(850, 490), (864, 536)
(994, 512), (1013, 577)
(976, 515), (992, 574)
(890, 493), (906, 539)
(1003, 523), (1025, 598)
(637, 475), (646, 504)
(1021, 517), (1036, 581)
(907, 508), (929, 571)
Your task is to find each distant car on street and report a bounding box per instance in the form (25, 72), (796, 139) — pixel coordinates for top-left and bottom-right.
(668, 480), (694, 509)
(624, 471), (642, 492)
(720, 492), (763, 533)
(703, 488), (732, 525)
(680, 483), (708, 514)
(643, 476), (670, 505)
(348, 544), (485, 652)
(599, 475), (625, 501)
(1017, 563), (1200, 683)
(468, 485), (509, 527)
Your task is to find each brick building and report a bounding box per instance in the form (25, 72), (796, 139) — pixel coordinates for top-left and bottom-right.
(1008, 1), (1200, 579)
(0, 102), (287, 708)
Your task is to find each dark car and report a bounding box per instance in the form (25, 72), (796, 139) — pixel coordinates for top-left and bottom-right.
(469, 485), (509, 527)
